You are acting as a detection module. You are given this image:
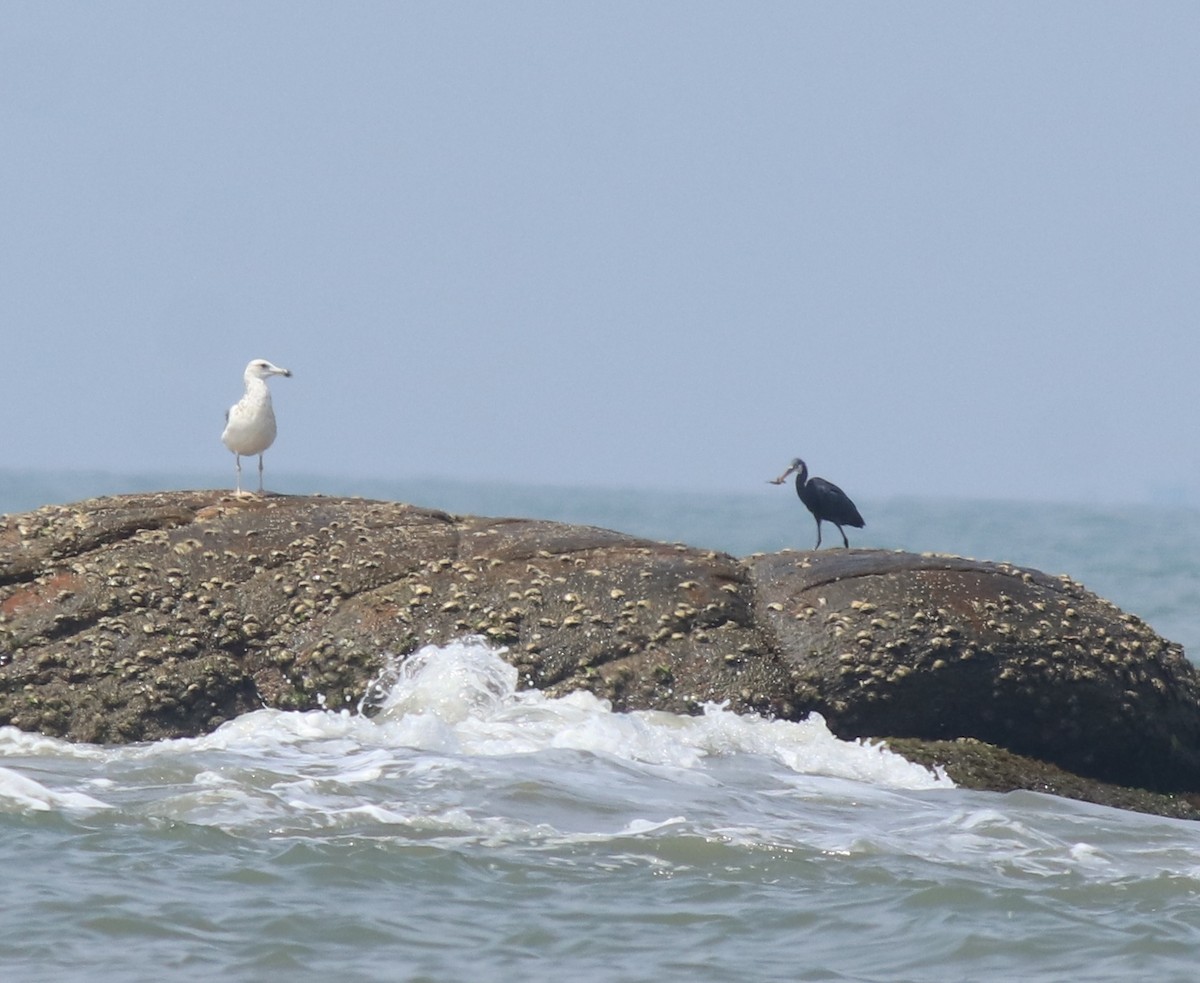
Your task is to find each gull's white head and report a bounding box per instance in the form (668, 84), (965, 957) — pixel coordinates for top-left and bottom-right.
(244, 358), (292, 381)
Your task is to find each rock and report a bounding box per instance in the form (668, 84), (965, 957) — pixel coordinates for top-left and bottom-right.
(0, 491), (773, 743)
(2, 490), (1199, 805)
(883, 737), (1200, 822)
(748, 549), (1200, 792)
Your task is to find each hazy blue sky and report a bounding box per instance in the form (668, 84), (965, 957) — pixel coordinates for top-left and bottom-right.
(3, 3), (1198, 504)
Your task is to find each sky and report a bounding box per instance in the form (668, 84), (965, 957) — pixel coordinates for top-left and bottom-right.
(2, 2), (1199, 505)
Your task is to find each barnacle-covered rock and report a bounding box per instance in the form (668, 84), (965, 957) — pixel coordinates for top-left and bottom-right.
(749, 549), (1200, 792)
(2, 491), (1199, 806)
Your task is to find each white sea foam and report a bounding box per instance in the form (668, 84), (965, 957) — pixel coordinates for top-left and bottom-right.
(0, 636), (953, 840)
(0, 765), (111, 812)
(1, 637), (950, 796)
(208, 635), (948, 791)
(0, 726), (109, 760)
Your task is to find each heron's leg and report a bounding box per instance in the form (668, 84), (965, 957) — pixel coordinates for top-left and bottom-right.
(836, 524), (849, 548)
(814, 518), (823, 550)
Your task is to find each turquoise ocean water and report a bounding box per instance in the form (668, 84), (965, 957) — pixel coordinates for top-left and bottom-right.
(2, 470), (1200, 983)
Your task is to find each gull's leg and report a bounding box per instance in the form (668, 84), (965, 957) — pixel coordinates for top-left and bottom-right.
(234, 455), (243, 496)
(258, 454), (266, 494)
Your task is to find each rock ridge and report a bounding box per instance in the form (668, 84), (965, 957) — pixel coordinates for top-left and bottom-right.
(2, 490), (1199, 812)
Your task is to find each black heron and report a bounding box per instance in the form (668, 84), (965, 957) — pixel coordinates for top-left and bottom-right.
(769, 457), (865, 549)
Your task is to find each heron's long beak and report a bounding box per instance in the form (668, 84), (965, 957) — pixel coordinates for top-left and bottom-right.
(768, 467), (795, 485)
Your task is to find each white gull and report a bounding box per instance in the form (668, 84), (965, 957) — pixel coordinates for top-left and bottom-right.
(222, 358), (292, 495)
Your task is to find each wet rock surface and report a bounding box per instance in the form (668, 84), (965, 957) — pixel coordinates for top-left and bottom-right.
(749, 549), (1200, 792)
(2, 490), (1199, 814)
(884, 737), (1200, 821)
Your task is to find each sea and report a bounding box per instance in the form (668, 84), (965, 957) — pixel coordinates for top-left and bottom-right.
(3, 469), (1200, 983)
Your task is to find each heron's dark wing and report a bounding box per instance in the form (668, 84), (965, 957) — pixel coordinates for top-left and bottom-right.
(807, 477), (865, 528)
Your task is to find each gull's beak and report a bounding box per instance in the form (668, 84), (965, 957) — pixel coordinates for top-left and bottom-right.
(280, 368), (293, 378)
